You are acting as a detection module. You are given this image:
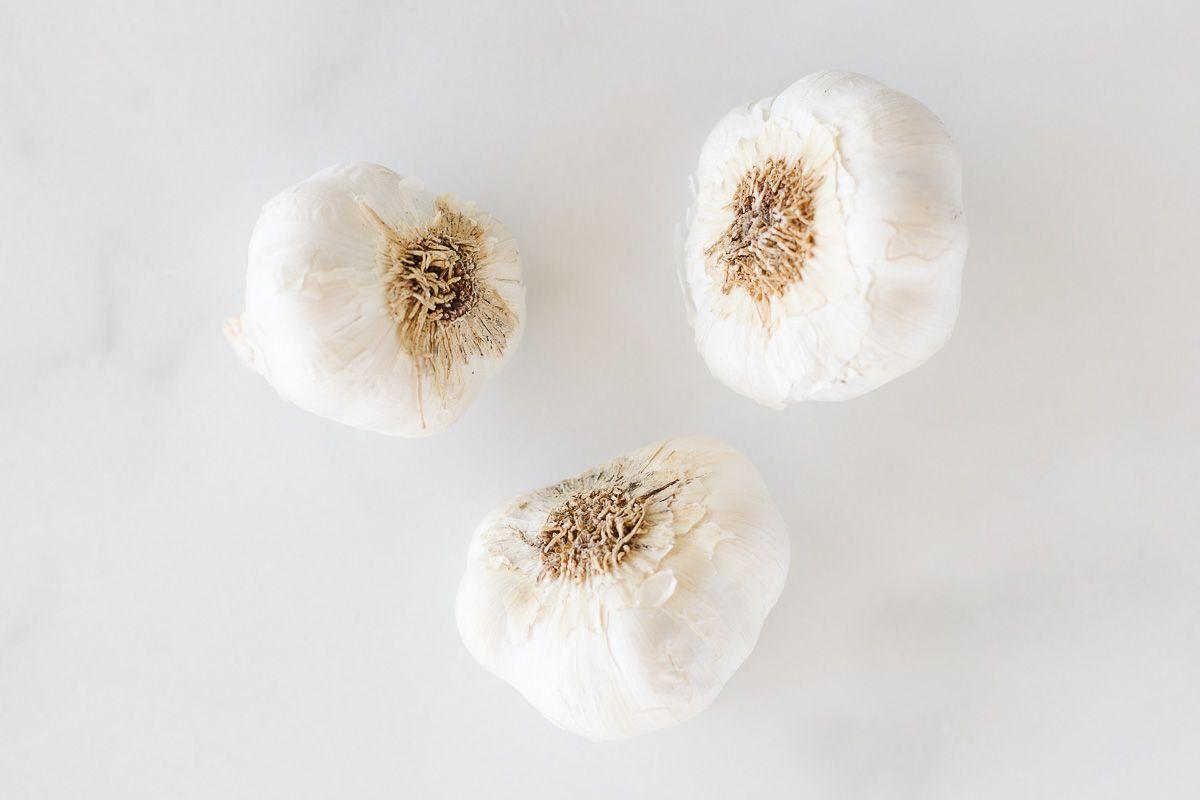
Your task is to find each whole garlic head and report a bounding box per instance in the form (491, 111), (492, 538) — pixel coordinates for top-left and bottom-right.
(455, 436), (789, 740)
(684, 71), (967, 406)
(226, 162), (524, 435)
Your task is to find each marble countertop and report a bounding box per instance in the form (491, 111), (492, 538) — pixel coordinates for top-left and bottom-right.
(2, 1), (1197, 797)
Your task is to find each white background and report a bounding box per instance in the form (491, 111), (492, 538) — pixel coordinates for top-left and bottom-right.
(2, 1), (1198, 797)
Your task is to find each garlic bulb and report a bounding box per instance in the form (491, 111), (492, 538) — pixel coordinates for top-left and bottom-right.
(684, 71), (967, 406)
(225, 162), (524, 435)
(455, 436), (789, 740)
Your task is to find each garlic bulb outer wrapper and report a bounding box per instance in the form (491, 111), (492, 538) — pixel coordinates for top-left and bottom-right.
(455, 436), (789, 740)
(684, 71), (968, 406)
(225, 162), (525, 436)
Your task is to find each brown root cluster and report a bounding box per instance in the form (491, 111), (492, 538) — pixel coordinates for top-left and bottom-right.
(537, 480), (677, 582)
(706, 157), (823, 305)
(363, 200), (516, 421)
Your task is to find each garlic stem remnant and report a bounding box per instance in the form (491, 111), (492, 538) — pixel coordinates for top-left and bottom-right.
(707, 157), (823, 304)
(456, 437), (789, 740)
(225, 163), (524, 436)
(684, 71), (968, 406)
(538, 479), (679, 581)
(366, 200), (516, 412)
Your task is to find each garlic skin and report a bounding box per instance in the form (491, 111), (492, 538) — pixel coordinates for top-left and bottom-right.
(226, 162), (524, 435)
(684, 71), (967, 406)
(455, 437), (789, 740)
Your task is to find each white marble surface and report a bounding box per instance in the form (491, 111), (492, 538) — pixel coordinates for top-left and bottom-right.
(2, 1), (1198, 797)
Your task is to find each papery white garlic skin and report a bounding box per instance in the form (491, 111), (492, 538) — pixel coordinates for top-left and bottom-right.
(455, 436), (789, 740)
(225, 162), (524, 436)
(684, 71), (967, 406)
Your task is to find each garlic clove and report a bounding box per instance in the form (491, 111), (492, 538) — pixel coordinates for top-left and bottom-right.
(684, 71), (968, 406)
(455, 436), (789, 740)
(227, 162), (524, 435)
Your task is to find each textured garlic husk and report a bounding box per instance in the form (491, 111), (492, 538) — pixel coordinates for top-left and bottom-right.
(225, 162), (524, 435)
(455, 436), (789, 740)
(684, 71), (968, 406)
